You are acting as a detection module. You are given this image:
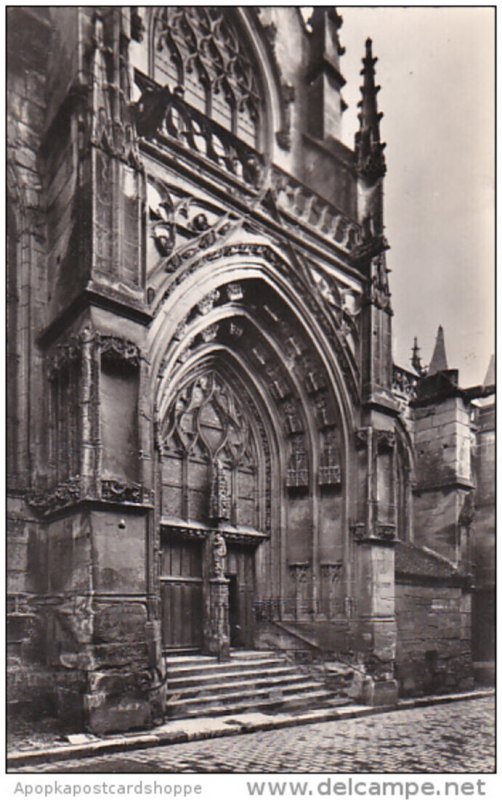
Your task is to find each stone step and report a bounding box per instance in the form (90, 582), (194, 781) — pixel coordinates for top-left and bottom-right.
(167, 680), (329, 709)
(166, 650), (279, 667)
(166, 657), (288, 679)
(163, 649), (349, 721)
(168, 664), (303, 690)
(166, 688), (341, 719)
(168, 671), (312, 698)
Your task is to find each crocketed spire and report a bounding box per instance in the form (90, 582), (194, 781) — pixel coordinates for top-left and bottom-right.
(355, 38), (386, 182)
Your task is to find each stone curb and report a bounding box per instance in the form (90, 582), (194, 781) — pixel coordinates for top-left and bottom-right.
(7, 689), (494, 770)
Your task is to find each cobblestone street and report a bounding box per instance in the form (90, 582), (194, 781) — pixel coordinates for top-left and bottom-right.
(15, 697), (495, 774)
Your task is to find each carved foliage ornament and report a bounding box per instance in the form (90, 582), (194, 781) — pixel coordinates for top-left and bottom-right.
(48, 329), (141, 377)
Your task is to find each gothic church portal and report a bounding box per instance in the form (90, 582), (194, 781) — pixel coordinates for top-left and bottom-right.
(7, 7), (494, 733)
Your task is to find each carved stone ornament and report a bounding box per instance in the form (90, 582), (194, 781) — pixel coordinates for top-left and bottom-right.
(367, 253), (392, 312)
(226, 283), (244, 302)
(48, 337), (83, 380)
(201, 324), (219, 343)
(49, 329), (141, 377)
(356, 142), (387, 182)
(355, 428), (370, 450)
(209, 459), (231, 523)
(289, 562), (310, 584)
(375, 429), (395, 452)
(375, 524), (396, 541)
(319, 429), (341, 486)
(392, 365), (418, 401)
(98, 334), (141, 369)
(27, 477), (82, 516)
(198, 289), (220, 316)
(286, 435), (309, 489)
(350, 522), (367, 542)
(101, 479), (152, 505)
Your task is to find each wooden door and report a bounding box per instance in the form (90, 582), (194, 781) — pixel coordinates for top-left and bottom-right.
(226, 544), (255, 648)
(160, 534), (203, 649)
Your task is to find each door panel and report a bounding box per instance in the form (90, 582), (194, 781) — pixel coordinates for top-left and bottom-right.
(161, 535), (203, 649)
(226, 544), (255, 648)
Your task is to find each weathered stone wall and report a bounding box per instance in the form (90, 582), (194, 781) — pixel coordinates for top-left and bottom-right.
(471, 401), (495, 674)
(413, 396), (472, 565)
(395, 581), (473, 696)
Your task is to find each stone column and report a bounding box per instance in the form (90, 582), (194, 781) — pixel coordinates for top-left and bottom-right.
(203, 532), (230, 660)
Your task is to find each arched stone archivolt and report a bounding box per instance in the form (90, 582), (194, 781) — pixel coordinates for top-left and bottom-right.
(148, 244), (359, 434)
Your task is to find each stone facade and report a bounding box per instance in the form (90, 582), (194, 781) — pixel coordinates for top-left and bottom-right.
(7, 7), (494, 733)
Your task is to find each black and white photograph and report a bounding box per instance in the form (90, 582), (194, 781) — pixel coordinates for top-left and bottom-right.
(5, 2), (495, 784)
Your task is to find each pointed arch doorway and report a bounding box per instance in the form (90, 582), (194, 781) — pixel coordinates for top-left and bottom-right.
(158, 366), (274, 654)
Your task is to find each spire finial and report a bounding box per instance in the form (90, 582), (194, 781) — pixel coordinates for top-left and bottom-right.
(355, 37), (386, 181)
(411, 337), (425, 375)
(427, 326), (449, 375)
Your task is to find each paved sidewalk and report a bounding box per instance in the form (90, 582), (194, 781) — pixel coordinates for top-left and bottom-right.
(7, 688), (494, 770)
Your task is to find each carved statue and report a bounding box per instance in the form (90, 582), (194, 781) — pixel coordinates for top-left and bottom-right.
(212, 532), (227, 580)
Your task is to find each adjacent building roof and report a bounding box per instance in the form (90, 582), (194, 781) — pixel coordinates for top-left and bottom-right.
(395, 540), (459, 580)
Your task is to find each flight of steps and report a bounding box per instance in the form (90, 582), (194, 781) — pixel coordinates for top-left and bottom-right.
(164, 649), (350, 719)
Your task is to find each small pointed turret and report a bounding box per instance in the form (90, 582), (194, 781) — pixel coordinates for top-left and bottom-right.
(428, 326), (449, 376)
(483, 354), (495, 387)
(355, 38), (386, 182)
(411, 337), (425, 375)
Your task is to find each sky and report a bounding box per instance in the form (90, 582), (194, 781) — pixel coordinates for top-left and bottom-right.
(327, 6), (495, 386)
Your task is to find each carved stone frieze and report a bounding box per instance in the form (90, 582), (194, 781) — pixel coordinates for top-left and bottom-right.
(98, 335), (141, 369)
(48, 329), (141, 377)
(350, 521), (396, 543)
(100, 479), (152, 505)
(27, 476), (82, 516)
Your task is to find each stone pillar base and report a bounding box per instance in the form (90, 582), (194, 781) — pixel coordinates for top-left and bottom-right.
(84, 689), (151, 735)
(362, 677), (398, 706)
(204, 578), (230, 661)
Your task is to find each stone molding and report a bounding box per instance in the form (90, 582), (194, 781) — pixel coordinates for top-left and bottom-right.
(27, 476), (154, 516)
(47, 328), (142, 377)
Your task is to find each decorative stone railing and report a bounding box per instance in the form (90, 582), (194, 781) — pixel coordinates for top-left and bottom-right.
(135, 84), (265, 191)
(271, 167), (362, 254)
(392, 365), (419, 402)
